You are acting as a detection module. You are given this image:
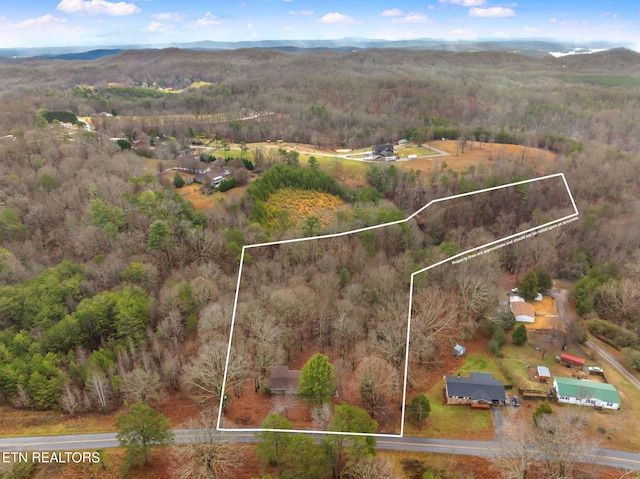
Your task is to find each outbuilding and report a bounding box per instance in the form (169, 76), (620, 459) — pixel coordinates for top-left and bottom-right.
(559, 353), (585, 368)
(537, 366), (551, 382)
(453, 344), (466, 357)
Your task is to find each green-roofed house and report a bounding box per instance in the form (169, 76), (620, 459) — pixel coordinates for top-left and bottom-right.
(553, 377), (621, 410)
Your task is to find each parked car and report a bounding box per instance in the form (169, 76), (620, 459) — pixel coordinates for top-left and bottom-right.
(512, 395), (521, 406)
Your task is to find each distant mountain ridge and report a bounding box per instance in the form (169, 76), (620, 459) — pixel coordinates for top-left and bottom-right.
(0, 38), (632, 60)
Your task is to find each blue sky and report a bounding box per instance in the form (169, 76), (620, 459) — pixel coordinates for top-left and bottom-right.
(1, 0), (638, 49)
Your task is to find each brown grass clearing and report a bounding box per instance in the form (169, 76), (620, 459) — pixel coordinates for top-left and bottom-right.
(528, 296), (558, 331)
(398, 140), (558, 177)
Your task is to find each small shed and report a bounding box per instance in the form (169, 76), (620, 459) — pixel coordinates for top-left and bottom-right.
(453, 344), (466, 357)
(537, 366), (551, 382)
(560, 353), (585, 368)
(268, 366), (301, 395)
(511, 302), (535, 323)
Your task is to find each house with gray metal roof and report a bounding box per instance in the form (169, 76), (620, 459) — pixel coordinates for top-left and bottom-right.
(445, 372), (508, 406)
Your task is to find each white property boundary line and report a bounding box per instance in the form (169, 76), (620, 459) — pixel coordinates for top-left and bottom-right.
(217, 172), (579, 438)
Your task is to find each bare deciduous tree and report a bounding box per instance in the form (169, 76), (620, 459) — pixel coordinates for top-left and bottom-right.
(60, 383), (82, 415)
(488, 430), (532, 479)
(344, 455), (401, 479)
(172, 411), (241, 479)
(121, 367), (164, 405)
(531, 411), (601, 479)
(86, 369), (111, 412)
(355, 355), (399, 419)
(184, 341), (247, 403)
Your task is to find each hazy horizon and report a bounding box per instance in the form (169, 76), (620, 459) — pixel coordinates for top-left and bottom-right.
(2, 0), (639, 51)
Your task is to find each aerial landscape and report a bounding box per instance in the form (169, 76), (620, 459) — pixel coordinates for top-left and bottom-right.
(1, 1), (640, 478)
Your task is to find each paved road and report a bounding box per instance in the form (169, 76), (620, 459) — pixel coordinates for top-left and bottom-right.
(2, 430), (640, 471)
(586, 339), (640, 392)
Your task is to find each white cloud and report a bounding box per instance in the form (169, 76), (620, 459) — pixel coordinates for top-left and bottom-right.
(289, 10), (314, 15)
(450, 28), (474, 35)
(317, 12), (356, 24)
(381, 8), (403, 17)
(247, 23), (253, 29)
(439, 0), (485, 6)
(600, 12), (618, 19)
(493, 31), (508, 37)
(142, 21), (167, 32)
(522, 26), (540, 33)
(194, 12), (222, 27)
(150, 12), (185, 22)
(392, 12), (429, 23)
(15, 14), (67, 28)
(57, 0), (140, 16)
(469, 7), (516, 17)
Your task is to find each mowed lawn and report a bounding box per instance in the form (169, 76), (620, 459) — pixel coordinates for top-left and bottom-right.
(406, 353), (500, 439)
(406, 378), (493, 439)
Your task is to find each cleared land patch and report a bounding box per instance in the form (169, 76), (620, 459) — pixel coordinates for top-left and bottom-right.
(263, 189), (345, 228)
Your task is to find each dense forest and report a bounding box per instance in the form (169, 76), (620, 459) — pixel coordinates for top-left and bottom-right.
(1, 47), (640, 477)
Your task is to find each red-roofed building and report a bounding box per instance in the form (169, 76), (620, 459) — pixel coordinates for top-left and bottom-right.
(560, 353), (585, 367)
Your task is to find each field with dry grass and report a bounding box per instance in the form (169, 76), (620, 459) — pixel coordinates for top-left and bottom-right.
(263, 189), (345, 228)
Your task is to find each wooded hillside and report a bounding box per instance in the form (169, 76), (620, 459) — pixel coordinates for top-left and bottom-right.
(0, 47), (639, 431)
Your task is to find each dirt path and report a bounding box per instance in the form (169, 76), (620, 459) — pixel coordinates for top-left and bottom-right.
(585, 338), (640, 392)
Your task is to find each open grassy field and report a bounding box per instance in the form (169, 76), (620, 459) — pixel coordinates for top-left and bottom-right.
(396, 140), (557, 178)
(263, 189), (345, 228)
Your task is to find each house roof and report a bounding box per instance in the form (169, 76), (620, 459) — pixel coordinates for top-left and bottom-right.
(268, 366), (301, 392)
(537, 366), (551, 378)
(373, 144), (395, 154)
(446, 372), (506, 402)
(511, 302), (535, 321)
(560, 353), (585, 366)
(454, 344), (465, 353)
(554, 377), (620, 404)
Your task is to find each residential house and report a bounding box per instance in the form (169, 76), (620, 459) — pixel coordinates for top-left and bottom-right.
(553, 377), (620, 410)
(511, 301), (535, 323)
(372, 144), (395, 159)
(445, 372), (507, 406)
(195, 167), (229, 187)
(268, 366), (301, 395)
